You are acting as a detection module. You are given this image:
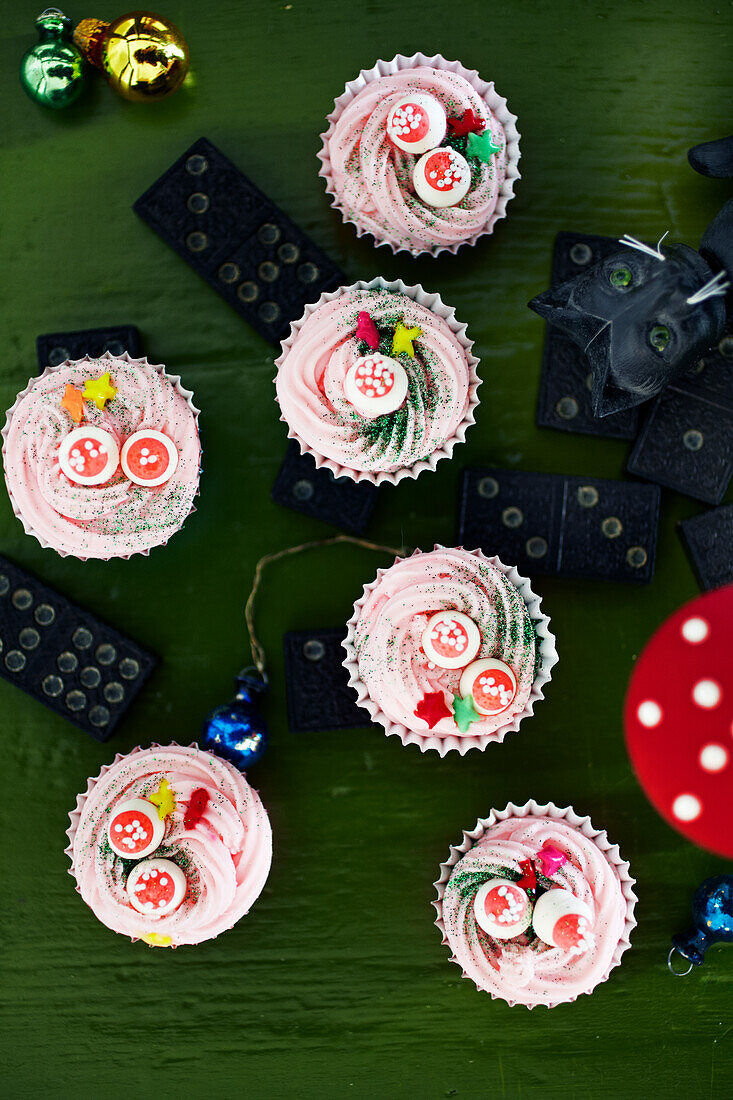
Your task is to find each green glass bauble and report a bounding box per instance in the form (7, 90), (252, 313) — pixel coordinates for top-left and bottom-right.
(20, 9), (87, 109)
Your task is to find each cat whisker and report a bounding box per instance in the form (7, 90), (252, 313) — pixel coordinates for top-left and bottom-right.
(619, 231), (669, 262)
(687, 269), (730, 305)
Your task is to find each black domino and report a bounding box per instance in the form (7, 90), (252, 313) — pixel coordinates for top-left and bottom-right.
(37, 325), (142, 370)
(626, 332), (733, 504)
(679, 504), (733, 590)
(0, 556), (156, 741)
(134, 137), (346, 346)
(284, 627), (371, 733)
(535, 232), (641, 440)
(271, 441), (378, 535)
(458, 468), (660, 583)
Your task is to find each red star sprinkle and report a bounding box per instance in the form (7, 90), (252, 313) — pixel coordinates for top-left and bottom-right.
(447, 109), (486, 137)
(414, 691), (452, 729)
(515, 858), (537, 891)
(183, 787), (209, 829)
(355, 311), (380, 350)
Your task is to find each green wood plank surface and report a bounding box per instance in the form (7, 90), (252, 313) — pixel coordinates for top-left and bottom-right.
(1, 1), (731, 1096)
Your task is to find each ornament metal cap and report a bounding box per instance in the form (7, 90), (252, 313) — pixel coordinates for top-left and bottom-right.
(73, 11), (190, 102)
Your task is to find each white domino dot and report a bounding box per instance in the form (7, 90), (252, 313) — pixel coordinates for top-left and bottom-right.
(681, 617), (709, 643)
(672, 793), (702, 822)
(699, 743), (728, 773)
(692, 679), (721, 709)
(637, 700), (663, 728)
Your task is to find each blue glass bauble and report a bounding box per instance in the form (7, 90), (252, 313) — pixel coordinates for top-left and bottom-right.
(201, 669), (269, 770)
(670, 875), (733, 971)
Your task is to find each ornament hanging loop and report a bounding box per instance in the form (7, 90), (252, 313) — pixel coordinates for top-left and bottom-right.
(667, 947), (694, 977)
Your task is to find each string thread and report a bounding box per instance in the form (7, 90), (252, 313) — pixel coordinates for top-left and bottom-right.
(244, 535), (408, 674)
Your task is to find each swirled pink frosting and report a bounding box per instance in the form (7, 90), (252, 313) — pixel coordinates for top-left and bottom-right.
(68, 745), (272, 947)
(2, 356), (200, 559)
(324, 66), (507, 253)
(276, 287), (474, 477)
(441, 814), (629, 1007)
(351, 548), (536, 739)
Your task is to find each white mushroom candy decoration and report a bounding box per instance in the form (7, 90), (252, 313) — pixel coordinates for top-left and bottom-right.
(58, 425), (119, 486)
(532, 888), (594, 956)
(343, 353), (409, 418)
(386, 93), (447, 155)
(473, 877), (533, 940)
(459, 657), (518, 715)
(421, 610), (481, 669)
(106, 797), (165, 859)
(126, 858), (187, 917)
(413, 147), (471, 209)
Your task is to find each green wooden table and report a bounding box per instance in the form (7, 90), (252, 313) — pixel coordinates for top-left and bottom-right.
(2, 2), (731, 1096)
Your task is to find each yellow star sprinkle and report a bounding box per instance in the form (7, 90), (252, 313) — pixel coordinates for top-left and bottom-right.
(139, 933), (173, 948)
(82, 372), (117, 410)
(391, 322), (421, 358)
(149, 777), (176, 820)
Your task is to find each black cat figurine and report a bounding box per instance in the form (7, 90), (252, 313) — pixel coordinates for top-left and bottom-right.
(529, 136), (733, 418)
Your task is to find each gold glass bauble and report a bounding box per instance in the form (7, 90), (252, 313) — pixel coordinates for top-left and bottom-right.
(74, 11), (189, 102)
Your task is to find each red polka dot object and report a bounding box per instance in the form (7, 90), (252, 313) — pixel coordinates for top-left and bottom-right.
(413, 147), (471, 208)
(473, 877), (533, 940)
(421, 610), (481, 670)
(120, 429), (179, 487)
(386, 93), (447, 155)
(343, 354), (409, 418)
(58, 426), (119, 486)
(624, 584), (733, 858)
(126, 858), (187, 917)
(459, 658), (517, 715)
(532, 889), (594, 955)
(106, 798), (165, 859)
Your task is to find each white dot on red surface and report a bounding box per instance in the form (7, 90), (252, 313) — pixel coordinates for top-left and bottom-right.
(692, 679), (721, 709)
(699, 743), (728, 773)
(637, 700), (663, 727)
(681, 616), (709, 643)
(672, 793), (702, 822)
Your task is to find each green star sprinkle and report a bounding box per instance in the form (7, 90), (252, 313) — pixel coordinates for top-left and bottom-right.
(466, 130), (502, 163)
(452, 693), (481, 733)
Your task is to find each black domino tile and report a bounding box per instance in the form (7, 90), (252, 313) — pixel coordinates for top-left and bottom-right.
(458, 467), (660, 583)
(134, 137), (346, 346)
(37, 325), (142, 370)
(535, 232), (640, 440)
(626, 333), (733, 504)
(0, 556), (156, 741)
(679, 504), (733, 590)
(283, 627), (371, 733)
(272, 440), (378, 535)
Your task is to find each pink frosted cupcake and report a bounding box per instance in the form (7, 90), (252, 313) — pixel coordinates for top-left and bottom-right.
(66, 744), (272, 948)
(2, 352), (200, 559)
(434, 802), (637, 1008)
(275, 279), (479, 485)
(319, 53), (520, 256)
(342, 547), (557, 754)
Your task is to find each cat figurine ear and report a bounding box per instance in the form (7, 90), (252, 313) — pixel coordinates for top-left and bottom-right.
(688, 135), (733, 178)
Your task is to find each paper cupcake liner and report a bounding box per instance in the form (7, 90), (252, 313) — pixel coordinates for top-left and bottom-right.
(318, 52), (521, 257)
(433, 800), (638, 1008)
(275, 278), (481, 486)
(2, 351), (201, 561)
(342, 546), (558, 754)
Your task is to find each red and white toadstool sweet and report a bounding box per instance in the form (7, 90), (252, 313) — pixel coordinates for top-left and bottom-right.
(624, 584), (733, 858)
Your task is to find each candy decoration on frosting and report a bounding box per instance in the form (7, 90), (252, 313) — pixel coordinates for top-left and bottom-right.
(452, 692), (481, 733)
(516, 858), (537, 892)
(447, 108), (486, 137)
(536, 844), (568, 878)
(344, 354), (409, 418)
(126, 858), (187, 917)
(355, 310), (380, 350)
(106, 797), (165, 859)
(82, 371), (117, 410)
(391, 322), (421, 358)
(386, 93), (447, 155)
(466, 129), (502, 163)
(149, 777), (176, 820)
(120, 429), (179, 487)
(183, 787), (210, 829)
(58, 426), (119, 486)
(414, 690), (453, 729)
(459, 658), (517, 715)
(413, 148), (471, 208)
(421, 610), (481, 670)
(61, 384), (84, 424)
(532, 889), (594, 954)
(474, 877), (533, 940)
(139, 932), (173, 947)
